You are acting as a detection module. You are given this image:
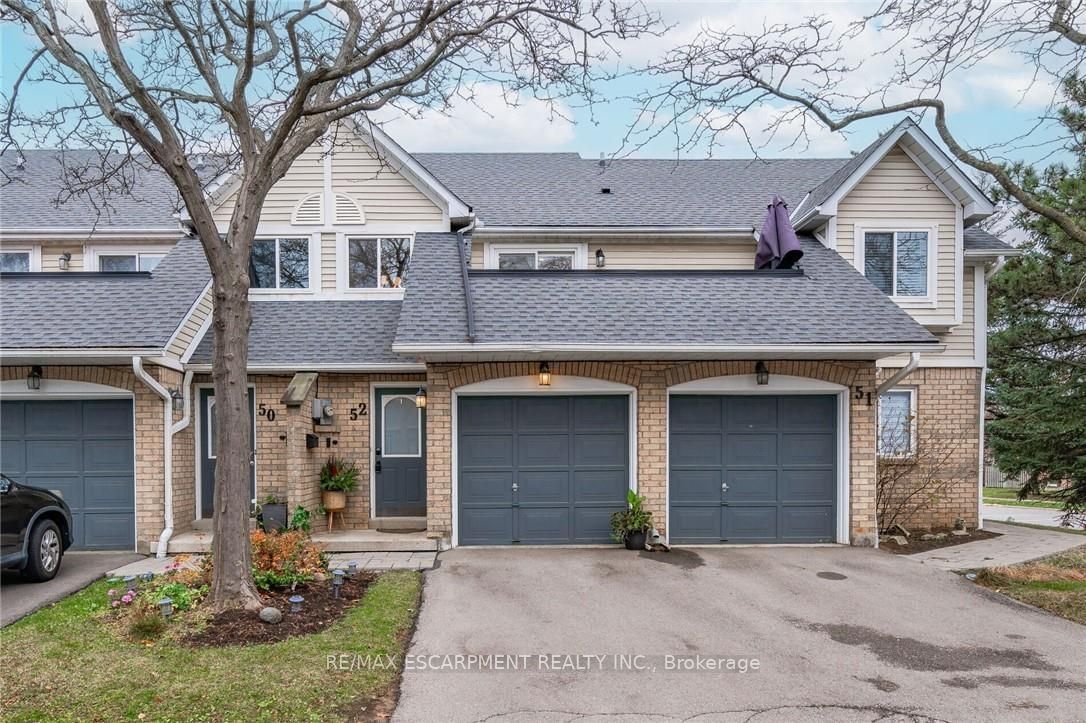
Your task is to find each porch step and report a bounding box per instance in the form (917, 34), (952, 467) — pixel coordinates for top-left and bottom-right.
(152, 530), (212, 554)
(371, 516), (427, 532)
(192, 518), (213, 532)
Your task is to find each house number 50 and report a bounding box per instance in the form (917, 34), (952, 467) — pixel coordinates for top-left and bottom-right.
(258, 403), (277, 422)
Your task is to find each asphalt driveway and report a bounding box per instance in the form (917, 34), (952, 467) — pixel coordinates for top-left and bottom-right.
(396, 546), (1086, 722)
(1, 551), (141, 627)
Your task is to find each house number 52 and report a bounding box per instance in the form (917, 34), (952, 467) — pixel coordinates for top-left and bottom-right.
(349, 403), (368, 420)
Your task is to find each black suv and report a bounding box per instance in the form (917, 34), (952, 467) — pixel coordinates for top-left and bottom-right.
(0, 473), (73, 581)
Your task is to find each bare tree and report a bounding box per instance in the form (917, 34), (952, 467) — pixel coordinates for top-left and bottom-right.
(626, 0), (1086, 245)
(1, 0), (656, 610)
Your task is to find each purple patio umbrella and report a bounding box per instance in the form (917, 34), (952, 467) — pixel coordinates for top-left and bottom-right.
(755, 195), (803, 270)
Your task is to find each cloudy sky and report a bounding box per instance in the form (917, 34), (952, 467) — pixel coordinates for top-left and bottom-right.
(0, 1), (1066, 165)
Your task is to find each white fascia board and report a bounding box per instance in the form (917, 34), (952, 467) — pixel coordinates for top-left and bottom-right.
(391, 342), (943, 360)
(965, 248), (1023, 258)
(163, 280), (213, 361)
(473, 226), (755, 239)
(1, 347), (166, 364)
(183, 363), (427, 373)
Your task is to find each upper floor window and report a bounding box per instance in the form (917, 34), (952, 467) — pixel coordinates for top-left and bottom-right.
(485, 244), (585, 270)
(347, 237), (410, 289)
(99, 252), (165, 272)
(0, 251), (31, 272)
(863, 230), (929, 297)
(878, 388), (916, 457)
(250, 237), (309, 289)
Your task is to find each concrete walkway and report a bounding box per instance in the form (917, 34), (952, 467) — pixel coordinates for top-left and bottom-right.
(905, 520), (1085, 570)
(1, 551), (141, 627)
(983, 503), (1073, 529)
(106, 550), (438, 578)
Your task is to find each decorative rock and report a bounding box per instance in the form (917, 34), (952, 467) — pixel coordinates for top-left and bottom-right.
(920, 533), (936, 541)
(885, 535), (908, 546)
(258, 607), (283, 624)
(934, 533), (949, 540)
(951, 529), (970, 536)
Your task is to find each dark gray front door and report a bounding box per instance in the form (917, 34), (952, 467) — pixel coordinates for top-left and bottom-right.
(374, 388), (426, 517)
(0, 399), (135, 550)
(458, 395), (629, 545)
(669, 395), (836, 543)
(199, 388), (255, 519)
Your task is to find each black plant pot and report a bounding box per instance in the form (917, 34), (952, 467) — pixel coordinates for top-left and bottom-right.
(260, 503), (288, 532)
(624, 530), (647, 550)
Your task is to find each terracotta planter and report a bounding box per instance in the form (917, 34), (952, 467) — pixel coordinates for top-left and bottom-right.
(322, 490), (347, 511)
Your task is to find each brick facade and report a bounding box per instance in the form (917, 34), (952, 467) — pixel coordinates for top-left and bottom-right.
(876, 366), (982, 530)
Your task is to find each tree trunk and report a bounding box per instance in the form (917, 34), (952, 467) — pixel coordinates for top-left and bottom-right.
(208, 257), (262, 612)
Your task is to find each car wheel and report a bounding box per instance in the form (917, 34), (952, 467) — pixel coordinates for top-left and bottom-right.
(24, 520), (63, 582)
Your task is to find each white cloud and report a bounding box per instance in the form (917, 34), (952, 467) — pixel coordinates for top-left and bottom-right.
(374, 84), (575, 152)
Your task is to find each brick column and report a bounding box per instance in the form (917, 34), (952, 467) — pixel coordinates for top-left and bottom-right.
(849, 365), (879, 546)
(425, 365), (453, 539)
(636, 365), (668, 534)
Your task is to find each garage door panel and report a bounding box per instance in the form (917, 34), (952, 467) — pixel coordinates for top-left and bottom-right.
(670, 506), (720, 541)
(725, 433), (776, 466)
(572, 469), (627, 503)
(671, 433), (722, 466)
(1, 439), (25, 473)
(725, 470), (777, 503)
(1, 402), (24, 436)
(82, 513), (135, 550)
(727, 397), (777, 430)
(25, 401), (82, 436)
(573, 396), (626, 431)
(517, 397), (568, 431)
(573, 507), (618, 541)
(460, 508), (513, 545)
(26, 440), (80, 472)
(84, 439), (134, 472)
(518, 434), (568, 466)
(671, 469), (721, 504)
(518, 470), (569, 503)
(725, 506), (779, 541)
(781, 507), (834, 540)
(459, 397), (513, 432)
(670, 396), (722, 431)
(518, 508), (570, 543)
(779, 397), (836, 430)
(460, 471), (513, 505)
(84, 400), (133, 436)
(780, 469), (835, 503)
(460, 434), (513, 468)
(573, 432), (625, 467)
(28, 475), (83, 507)
(781, 434), (835, 466)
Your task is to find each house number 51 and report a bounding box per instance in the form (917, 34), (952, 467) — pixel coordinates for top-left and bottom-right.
(853, 386), (873, 406)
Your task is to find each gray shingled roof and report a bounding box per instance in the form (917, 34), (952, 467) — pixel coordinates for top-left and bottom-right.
(190, 300), (416, 367)
(0, 235), (210, 350)
(416, 153), (847, 228)
(1, 150), (183, 229)
(964, 226), (1017, 253)
(395, 233), (937, 349)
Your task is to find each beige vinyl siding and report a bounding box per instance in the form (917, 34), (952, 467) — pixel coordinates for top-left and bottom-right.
(321, 232), (337, 292)
(331, 137), (444, 225)
(40, 244), (84, 271)
(470, 238), (754, 269)
(166, 287), (213, 359)
(212, 144), (325, 225)
(470, 240), (484, 268)
(882, 266), (978, 367)
(836, 145), (957, 321)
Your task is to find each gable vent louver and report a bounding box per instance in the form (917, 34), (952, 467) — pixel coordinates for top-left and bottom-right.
(333, 193), (365, 224)
(291, 193), (324, 225)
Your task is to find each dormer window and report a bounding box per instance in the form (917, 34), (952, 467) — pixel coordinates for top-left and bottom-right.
(347, 236), (411, 289)
(857, 226), (935, 301)
(485, 244), (586, 270)
(250, 237), (310, 289)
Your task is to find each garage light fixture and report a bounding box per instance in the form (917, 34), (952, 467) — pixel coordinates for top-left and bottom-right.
(27, 365), (42, 390)
(58, 252), (72, 271)
(595, 248), (606, 268)
(539, 361), (551, 387)
(415, 386), (427, 409)
(755, 361), (769, 386)
(170, 388), (184, 412)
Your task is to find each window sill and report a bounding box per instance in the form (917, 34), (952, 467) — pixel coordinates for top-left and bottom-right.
(340, 288), (407, 299)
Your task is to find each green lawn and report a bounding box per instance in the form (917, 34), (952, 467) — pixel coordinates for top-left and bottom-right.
(982, 486), (1065, 509)
(975, 546), (1086, 626)
(0, 571), (421, 722)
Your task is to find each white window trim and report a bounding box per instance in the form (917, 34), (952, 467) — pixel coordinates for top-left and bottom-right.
(86, 245), (169, 272)
(853, 223), (938, 308)
(484, 243), (588, 270)
(248, 233), (319, 295)
(878, 387), (918, 459)
(339, 234), (414, 294)
(380, 394), (423, 458)
(0, 246), (41, 272)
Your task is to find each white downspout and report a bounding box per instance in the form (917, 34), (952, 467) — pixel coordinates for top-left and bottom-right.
(876, 352), (921, 395)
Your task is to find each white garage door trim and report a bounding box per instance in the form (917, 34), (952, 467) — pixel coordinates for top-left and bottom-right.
(667, 374), (850, 545)
(451, 375), (637, 548)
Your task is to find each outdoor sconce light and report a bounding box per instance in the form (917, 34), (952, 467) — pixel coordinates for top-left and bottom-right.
(157, 598), (173, 618)
(124, 575), (137, 592)
(415, 387), (427, 409)
(288, 594), (304, 613)
(332, 569), (346, 598)
(755, 361), (770, 386)
(595, 248), (606, 268)
(58, 252), (71, 271)
(170, 388), (184, 412)
(27, 365), (42, 390)
(539, 361), (551, 387)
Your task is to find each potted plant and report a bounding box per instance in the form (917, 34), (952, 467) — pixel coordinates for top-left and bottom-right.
(257, 495), (288, 532)
(611, 489), (654, 550)
(319, 457), (359, 513)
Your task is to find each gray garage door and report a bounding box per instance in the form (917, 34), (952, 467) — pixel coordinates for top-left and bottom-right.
(458, 395), (628, 545)
(669, 395), (836, 543)
(1, 399), (135, 550)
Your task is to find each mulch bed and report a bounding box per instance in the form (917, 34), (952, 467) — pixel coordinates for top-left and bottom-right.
(881, 529), (1001, 555)
(185, 572), (377, 647)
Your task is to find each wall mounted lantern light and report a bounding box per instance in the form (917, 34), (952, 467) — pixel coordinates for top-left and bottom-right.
(58, 252), (72, 271)
(539, 361), (551, 387)
(170, 388), (184, 412)
(595, 248), (606, 268)
(755, 361), (769, 386)
(415, 387), (427, 409)
(27, 365), (42, 390)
